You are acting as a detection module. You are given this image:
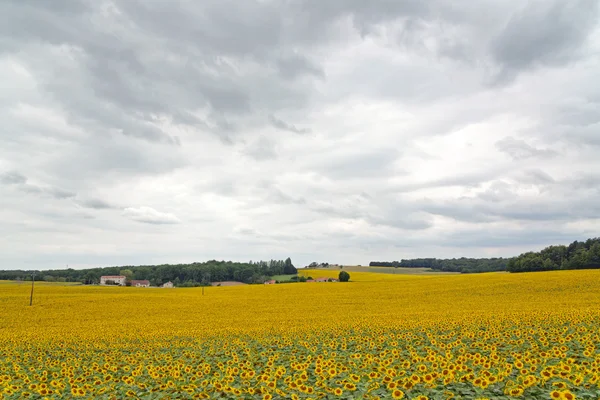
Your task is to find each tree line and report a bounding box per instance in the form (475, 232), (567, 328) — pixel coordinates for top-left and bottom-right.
(507, 238), (600, 272)
(370, 237), (600, 274)
(369, 258), (509, 273)
(0, 258), (297, 286)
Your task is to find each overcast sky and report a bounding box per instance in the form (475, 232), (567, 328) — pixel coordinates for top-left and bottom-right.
(1, 0), (599, 270)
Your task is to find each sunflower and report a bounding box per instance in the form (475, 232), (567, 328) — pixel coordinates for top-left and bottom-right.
(561, 390), (575, 400)
(392, 389), (404, 399)
(509, 387), (523, 397)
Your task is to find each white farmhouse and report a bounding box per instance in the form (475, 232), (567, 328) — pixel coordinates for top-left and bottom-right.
(100, 275), (127, 286)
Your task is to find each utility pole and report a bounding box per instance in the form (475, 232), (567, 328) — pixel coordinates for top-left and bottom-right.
(29, 271), (36, 306)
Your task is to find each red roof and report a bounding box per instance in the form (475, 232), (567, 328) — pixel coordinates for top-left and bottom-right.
(131, 280), (150, 285)
(316, 277), (329, 282)
(101, 275), (126, 279)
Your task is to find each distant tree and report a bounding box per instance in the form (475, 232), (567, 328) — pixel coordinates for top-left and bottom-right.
(0, 257), (357, 286)
(120, 269), (134, 283)
(283, 258), (297, 274)
(589, 243), (600, 266)
(565, 248), (590, 269)
(339, 271), (350, 282)
(508, 238), (600, 273)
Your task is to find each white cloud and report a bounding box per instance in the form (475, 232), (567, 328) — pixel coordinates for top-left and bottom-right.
(122, 207), (181, 225)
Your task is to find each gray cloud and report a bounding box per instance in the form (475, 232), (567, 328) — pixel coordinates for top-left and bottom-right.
(242, 136), (278, 161)
(48, 187), (76, 199)
(420, 177), (600, 224)
(439, 227), (584, 249)
(276, 53), (325, 80)
(268, 188), (307, 206)
(495, 136), (558, 160)
(269, 115), (311, 134)
(77, 198), (116, 210)
(519, 169), (556, 185)
(1, 171), (76, 199)
(0, 171), (27, 185)
(316, 148), (403, 181)
(491, 0), (599, 83)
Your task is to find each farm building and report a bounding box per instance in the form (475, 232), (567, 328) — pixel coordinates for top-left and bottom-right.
(161, 281), (174, 288)
(312, 277), (338, 283)
(264, 280), (276, 285)
(100, 275), (126, 286)
(131, 280), (150, 287)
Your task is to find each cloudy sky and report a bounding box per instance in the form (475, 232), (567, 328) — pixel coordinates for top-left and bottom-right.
(1, 0), (599, 270)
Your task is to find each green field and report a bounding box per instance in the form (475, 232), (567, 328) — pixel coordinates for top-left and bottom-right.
(270, 274), (297, 282)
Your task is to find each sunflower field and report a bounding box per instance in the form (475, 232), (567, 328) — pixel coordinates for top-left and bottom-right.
(1, 269), (600, 399)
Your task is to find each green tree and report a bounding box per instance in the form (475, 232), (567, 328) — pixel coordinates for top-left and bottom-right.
(283, 257), (297, 274)
(120, 269), (134, 284)
(339, 271), (350, 282)
(589, 243), (600, 266)
(566, 248), (590, 269)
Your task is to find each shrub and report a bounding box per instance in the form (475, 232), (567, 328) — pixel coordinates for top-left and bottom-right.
(339, 271), (350, 282)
